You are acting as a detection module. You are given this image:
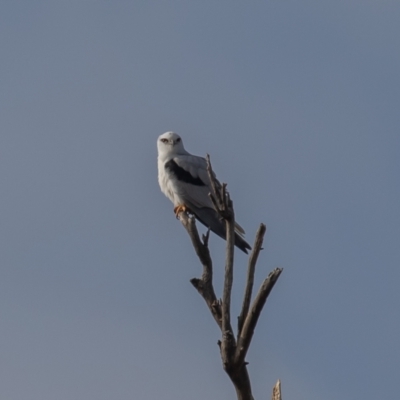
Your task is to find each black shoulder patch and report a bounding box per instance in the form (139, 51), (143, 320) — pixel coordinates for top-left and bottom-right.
(165, 159), (205, 186)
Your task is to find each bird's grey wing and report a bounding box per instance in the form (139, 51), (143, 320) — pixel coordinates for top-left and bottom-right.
(172, 155), (246, 236)
(170, 155), (215, 209)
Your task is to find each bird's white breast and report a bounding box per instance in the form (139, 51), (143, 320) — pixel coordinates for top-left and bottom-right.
(158, 157), (179, 206)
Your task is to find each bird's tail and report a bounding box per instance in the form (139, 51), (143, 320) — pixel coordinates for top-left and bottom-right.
(190, 206), (251, 254)
(234, 222), (246, 236)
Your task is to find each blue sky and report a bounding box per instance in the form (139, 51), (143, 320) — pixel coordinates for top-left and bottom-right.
(1, 1), (399, 399)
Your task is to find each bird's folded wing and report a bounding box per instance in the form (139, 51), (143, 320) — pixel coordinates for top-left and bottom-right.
(173, 155), (246, 235)
(172, 156), (214, 209)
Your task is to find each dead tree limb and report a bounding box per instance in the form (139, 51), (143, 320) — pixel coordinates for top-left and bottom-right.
(238, 223), (267, 335)
(179, 212), (222, 329)
(178, 155), (283, 400)
(235, 268), (282, 368)
(271, 380), (282, 400)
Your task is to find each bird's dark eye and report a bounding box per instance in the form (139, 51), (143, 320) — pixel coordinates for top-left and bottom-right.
(160, 138), (168, 143)
(176, 138), (181, 142)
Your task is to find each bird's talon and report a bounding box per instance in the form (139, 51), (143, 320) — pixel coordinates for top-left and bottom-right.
(174, 205), (188, 218)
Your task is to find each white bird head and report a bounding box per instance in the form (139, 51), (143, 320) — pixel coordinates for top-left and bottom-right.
(157, 131), (188, 158)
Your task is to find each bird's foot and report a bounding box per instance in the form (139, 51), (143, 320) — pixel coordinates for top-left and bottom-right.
(174, 205), (188, 218)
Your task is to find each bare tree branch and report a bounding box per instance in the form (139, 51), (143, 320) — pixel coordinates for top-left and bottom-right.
(177, 154), (283, 400)
(235, 268), (283, 367)
(205, 156), (237, 364)
(181, 155), (238, 337)
(178, 211), (222, 329)
(205, 155), (231, 219)
(205, 154), (220, 207)
(238, 223), (267, 335)
(221, 197), (236, 367)
(222, 211), (235, 332)
(271, 380), (282, 400)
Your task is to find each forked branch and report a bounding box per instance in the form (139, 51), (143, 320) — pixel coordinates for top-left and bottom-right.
(177, 155), (283, 400)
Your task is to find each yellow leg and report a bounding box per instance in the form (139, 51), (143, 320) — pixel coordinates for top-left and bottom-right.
(174, 204), (188, 217)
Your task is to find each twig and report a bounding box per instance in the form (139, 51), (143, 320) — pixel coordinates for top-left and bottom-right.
(235, 268), (283, 367)
(238, 224), (267, 335)
(206, 154), (220, 209)
(271, 380), (281, 400)
(178, 211), (222, 328)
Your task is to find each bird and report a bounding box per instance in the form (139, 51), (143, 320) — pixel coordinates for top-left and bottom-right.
(157, 131), (251, 253)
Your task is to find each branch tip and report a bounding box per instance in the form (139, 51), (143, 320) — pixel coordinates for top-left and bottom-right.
(190, 277), (201, 288)
(235, 268), (283, 366)
(272, 379), (282, 400)
(202, 228), (210, 246)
